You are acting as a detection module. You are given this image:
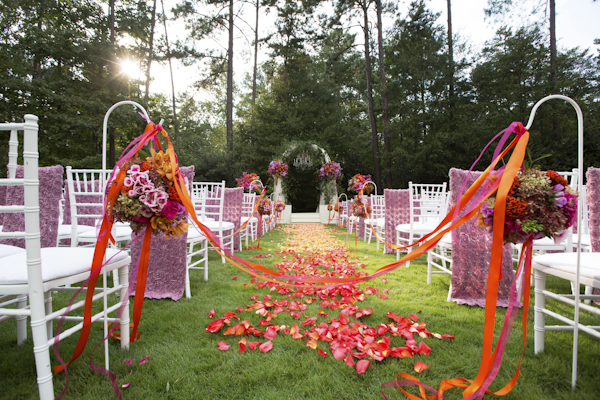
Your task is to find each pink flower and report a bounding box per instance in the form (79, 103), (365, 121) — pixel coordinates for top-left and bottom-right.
(140, 188), (169, 212)
(161, 199), (181, 219)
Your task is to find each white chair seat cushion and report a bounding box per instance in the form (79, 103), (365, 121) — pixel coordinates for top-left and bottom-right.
(365, 217), (385, 226)
(573, 233), (591, 246)
(57, 224), (95, 236)
(0, 244), (26, 258)
(187, 229), (207, 241)
(533, 252), (600, 281)
(396, 221), (440, 234)
(240, 216), (258, 224)
(78, 225), (133, 240)
(438, 232), (453, 246)
(0, 247), (129, 285)
(532, 236), (566, 248)
(201, 221), (235, 232)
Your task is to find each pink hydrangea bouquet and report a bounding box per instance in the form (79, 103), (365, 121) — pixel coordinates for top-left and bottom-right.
(351, 196), (371, 218)
(268, 160), (288, 179)
(319, 161), (342, 180)
(236, 172), (262, 194)
(257, 198), (273, 216)
(348, 174), (373, 194)
(478, 169), (578, 244)
(111, 149), (189, 238)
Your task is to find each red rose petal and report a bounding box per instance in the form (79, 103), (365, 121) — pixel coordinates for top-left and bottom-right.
(345, 354), (355, 367)
(239, 338), (247, 353)
(264, 326), (278, 340)
(318, 349), (328, 357)
(414, 361), (429, 373)
(418, 341), (431, 355)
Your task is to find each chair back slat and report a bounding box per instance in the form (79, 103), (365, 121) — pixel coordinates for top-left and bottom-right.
(408, 182), (448, 225)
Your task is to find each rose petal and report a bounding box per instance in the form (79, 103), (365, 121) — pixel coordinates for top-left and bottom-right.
(345, 354), (355, 367)
(414, 361), (430, 373)
(264, 326), (278, 340)
(410, 313), (419, 321)
(318, 349), (328, 357)
(232, 276), (237, 280)
(121, 382), (131, 389)
(139, 357), (149, 365)
(356, 359), (370, 374)
(259, 340), (273, 353)
(218, 341), (230, 351)
(239, 338), (247, 353)
(418, 341), (431, 355)
(208, 309), (215, 318)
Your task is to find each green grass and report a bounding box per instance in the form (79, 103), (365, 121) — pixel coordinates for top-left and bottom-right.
(1, 224), (600, 399)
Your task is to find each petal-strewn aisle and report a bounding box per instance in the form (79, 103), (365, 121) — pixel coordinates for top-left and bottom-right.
(207, 223), (454, 375)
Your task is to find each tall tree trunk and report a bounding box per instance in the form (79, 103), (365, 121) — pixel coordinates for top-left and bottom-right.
(375, 0), (391, 188)
(226, 0), (234, 152)
(144, 0), (157, 106)
(161, 0), (179, 151)
(447, 0), (455, 126)
(108, 0), (116, 168)
(252, 0), (259, 104)
(549, 0), (560, 141)
(362, 3), (381, 190)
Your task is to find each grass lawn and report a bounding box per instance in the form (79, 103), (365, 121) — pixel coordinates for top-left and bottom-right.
(1, 224), (599, 400)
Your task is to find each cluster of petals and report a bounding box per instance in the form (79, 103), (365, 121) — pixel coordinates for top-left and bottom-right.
(206, 224), (454, 374)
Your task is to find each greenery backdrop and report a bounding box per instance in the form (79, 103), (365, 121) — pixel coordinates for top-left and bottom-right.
(1, 0), (599, 198)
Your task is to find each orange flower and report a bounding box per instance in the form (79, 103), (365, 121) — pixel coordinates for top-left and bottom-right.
(140, 161), (152, 172)
(505, 197), (527, 219)
(546, 170), (568, 187)
(168, 185), (181, 202)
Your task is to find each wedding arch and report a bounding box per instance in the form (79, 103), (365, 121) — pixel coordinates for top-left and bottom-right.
(274, 143), (338, 219)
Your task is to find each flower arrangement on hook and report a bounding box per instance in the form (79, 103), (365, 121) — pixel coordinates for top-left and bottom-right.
(268, 160), (288, 179)
(258, 198), (273, 216)
(478, 169), (578, 244)
(236, 172), (262, 194)
(111, 148), (190, 239)
(348, 174), (373, 194)
(350, 195), (371, 218)
(274, 200), (285, 213)
(319, 161), (342, 180)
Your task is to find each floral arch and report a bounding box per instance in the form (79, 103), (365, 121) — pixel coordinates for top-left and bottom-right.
(275, 144), (337, 217)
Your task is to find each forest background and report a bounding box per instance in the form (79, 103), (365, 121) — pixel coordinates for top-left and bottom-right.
(1, 0), (599, 212)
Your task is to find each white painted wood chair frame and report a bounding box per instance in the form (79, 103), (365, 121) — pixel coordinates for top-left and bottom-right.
(396, 182), (448, 268)
(0, 115), (131, 400)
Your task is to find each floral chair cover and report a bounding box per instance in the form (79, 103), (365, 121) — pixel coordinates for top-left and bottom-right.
(585, 167), (600, 302)
(224, 187), (243, 251)
(383, 189), (410, 254)
(448, 168), (514, 307)
(129, 166), (195, 301)
(0, 165), (63, 248)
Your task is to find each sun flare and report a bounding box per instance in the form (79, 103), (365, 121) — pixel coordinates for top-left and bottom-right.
(119, 59), (139, 79)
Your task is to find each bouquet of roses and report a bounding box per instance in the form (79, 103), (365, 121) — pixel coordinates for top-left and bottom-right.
(111, 148), (189, 239)
(478, 169), (578, 244)
(257, 198), (273, 216)
(348, 173), (373, 194)
(274, 200), (285, 213)
(334, 202), (344, 212)
(268, 160), (288, 179)
(236, 172), (262, 194)
(319, 161), (342, 180)
(351, 196), (371, 218)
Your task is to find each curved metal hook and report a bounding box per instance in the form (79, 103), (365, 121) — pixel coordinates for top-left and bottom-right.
(102, 100), (150, 172)
(526, 94), (584, 389)
(364, 180), (378, 196)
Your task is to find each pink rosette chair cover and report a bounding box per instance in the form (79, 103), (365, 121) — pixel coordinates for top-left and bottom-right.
(59, 177), (102, 246)
(585, 167), (600, 302)
(448, 168), (514, 307)
(0, 165), (63, 248)
(0, 185), (5, 227)
(224, 187), (243, 251)
(384, 189), (410, 254)
(129, 166), (195, 301)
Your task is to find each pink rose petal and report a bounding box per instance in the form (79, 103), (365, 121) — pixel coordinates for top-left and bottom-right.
(139, 357), (149, 365)
(208, 309), (215, 318)
(121, 382), (131, 389)
(259, 340), (273, 353)
(345, 354), (355, 367)
(356, 359), (370, 374)
(218, 341), (230, 351)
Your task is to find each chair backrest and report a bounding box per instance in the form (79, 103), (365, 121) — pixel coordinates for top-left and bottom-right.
(65, 167), (110, 233)
(556, 168), (579, 191)
(191, 181), (225, 223)
(408, 182), (448, 224)
(369, 195), (385, 219)
(242, 193), (256, 218)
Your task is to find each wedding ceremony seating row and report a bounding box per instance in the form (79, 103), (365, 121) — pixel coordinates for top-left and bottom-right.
(0, 115), (131, 399)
